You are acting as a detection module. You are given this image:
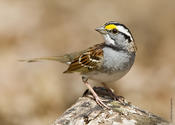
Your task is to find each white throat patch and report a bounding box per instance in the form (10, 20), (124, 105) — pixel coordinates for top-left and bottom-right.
(104, 34), (115, 45)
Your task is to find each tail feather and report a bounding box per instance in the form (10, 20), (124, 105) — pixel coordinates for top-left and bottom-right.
(19, 56), (71, 64)
(19, 51), (84, 64)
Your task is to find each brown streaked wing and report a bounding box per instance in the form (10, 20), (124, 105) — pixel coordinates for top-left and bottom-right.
(64, 43), (104, 73)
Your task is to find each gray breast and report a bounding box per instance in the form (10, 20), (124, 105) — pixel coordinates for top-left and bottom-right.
(101, 47), (135, 73)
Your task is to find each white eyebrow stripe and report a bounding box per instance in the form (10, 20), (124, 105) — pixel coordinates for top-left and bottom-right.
(117, 25), (133, 41)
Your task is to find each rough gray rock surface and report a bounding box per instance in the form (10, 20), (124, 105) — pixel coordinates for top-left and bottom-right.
(52, 87), (169, 125)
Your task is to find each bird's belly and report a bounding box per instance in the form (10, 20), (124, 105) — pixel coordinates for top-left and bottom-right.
(85, 69), (129, 83)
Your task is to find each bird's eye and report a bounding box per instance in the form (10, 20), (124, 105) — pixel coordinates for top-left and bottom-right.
(112, 28), (118, 34)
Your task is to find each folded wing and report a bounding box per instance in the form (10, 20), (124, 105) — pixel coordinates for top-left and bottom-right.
(64, 44), (104, 73)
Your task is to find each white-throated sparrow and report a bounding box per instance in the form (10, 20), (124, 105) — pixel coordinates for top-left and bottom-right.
(21, 21), (137, 109)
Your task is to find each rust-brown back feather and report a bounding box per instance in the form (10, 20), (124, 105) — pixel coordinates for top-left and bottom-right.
(64, 43), (104, 73)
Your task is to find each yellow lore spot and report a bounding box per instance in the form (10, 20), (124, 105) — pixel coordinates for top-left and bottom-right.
(105, 24), (117, 30)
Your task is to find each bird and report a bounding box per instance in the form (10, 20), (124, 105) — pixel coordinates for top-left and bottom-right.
(20, 21), (137, 109)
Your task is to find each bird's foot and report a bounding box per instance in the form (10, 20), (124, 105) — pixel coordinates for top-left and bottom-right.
(94, 94), (110, 109)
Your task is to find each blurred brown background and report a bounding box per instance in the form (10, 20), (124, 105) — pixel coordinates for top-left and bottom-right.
(0, 0), (175, 125)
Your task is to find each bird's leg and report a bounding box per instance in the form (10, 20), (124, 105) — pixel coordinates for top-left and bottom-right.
(82, 76), (110, 109)
(101, 82), (117, 100)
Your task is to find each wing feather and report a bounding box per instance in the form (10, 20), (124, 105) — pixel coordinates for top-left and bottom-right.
(64, 43), (104, 73)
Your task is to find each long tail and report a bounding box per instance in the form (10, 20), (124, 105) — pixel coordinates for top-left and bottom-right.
(19, 55), (71, 64)
(19, 51), (84, 64)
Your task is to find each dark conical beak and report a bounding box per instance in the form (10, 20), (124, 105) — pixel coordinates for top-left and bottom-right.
(95, 26), (106, 34)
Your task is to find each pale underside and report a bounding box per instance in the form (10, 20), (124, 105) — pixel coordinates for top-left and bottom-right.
(84, 69), (130, 83)
(83, 47), (134, 83)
